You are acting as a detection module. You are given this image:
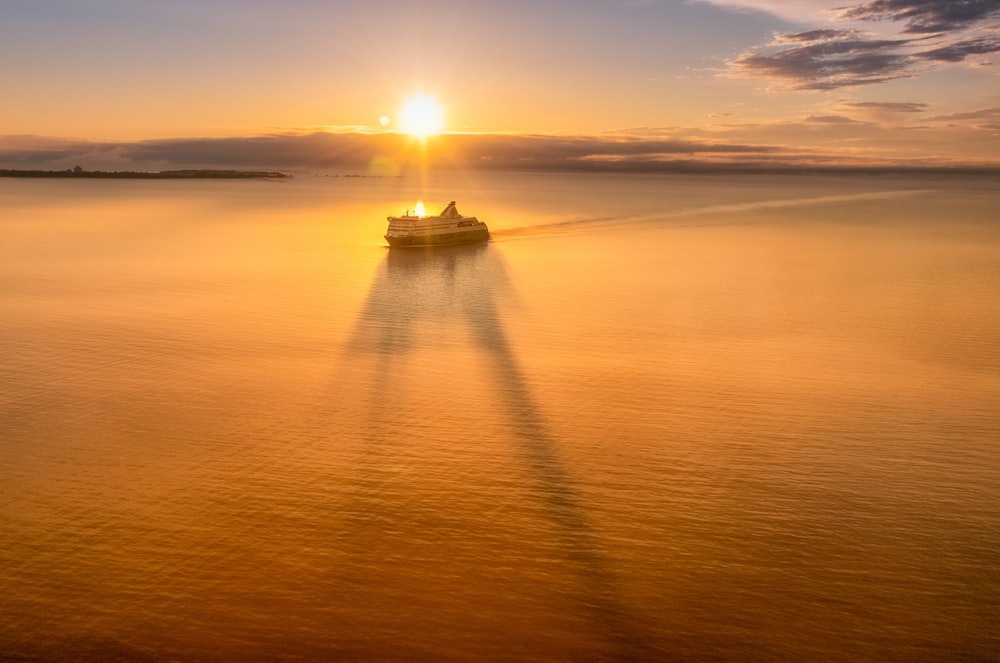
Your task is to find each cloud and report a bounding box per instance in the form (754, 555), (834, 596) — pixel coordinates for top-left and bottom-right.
(727, 0), (1000, 89)
(446, 134), (778, 163)
(842, 101), (929, 112)
(803, 114), (865, 123)
(690, 0), (846, 23)
(916, 36), (1000, 61)
(699, 0), (1000, 30)
(4, 126), (996, 174)
(838, 0), (1000, 34)
(0, 131), (784, 173)
(0, 135), (101, 165)
(731, 32), (916, 89)
(776, 29), (861, 42)
(927, 106), (1000, 130)
(834, 100), (934, 124)
(693, 112), (1000, 167)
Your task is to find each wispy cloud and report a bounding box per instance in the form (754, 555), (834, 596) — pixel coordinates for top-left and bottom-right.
(842, 101), (929, 112)
(803, 114), (866, 123)
(690, 0), (846, 23)
(726, 0), (1000, 89)
(927, 106), (1000, 130)
(838, 0), (1000, 34)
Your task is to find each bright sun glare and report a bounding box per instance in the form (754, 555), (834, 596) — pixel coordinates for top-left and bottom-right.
(399, 95), (444, 138)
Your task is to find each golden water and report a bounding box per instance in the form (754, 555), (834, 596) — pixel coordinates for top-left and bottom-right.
(2, 173), (999, 660)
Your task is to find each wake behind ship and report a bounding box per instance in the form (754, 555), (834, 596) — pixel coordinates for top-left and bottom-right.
(384, 201), (489, 247)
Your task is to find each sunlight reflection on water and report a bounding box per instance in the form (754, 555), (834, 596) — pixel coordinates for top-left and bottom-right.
(1, 173), (999, 660)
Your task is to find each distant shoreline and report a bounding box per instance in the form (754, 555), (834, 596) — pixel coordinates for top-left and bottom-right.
(0, 168), (290, 179)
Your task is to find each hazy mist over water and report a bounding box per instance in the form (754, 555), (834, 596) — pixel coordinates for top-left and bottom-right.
(2, 172), (999, 660)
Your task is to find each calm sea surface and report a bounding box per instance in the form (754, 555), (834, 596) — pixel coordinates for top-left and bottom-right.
(2, 171), (999, 660)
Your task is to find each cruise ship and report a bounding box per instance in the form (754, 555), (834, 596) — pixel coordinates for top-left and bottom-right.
(384, 201), (489, 247)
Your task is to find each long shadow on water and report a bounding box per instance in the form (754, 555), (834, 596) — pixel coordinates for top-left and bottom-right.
(343, 242), (653, 658)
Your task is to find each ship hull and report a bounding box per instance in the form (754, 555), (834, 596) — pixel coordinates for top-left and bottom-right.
(384, 226), (490, 248)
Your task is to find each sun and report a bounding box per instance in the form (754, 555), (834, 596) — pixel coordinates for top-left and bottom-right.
(399, 95), (444, 138)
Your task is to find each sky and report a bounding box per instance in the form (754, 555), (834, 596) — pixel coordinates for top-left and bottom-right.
(1, 0), (998, 171)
